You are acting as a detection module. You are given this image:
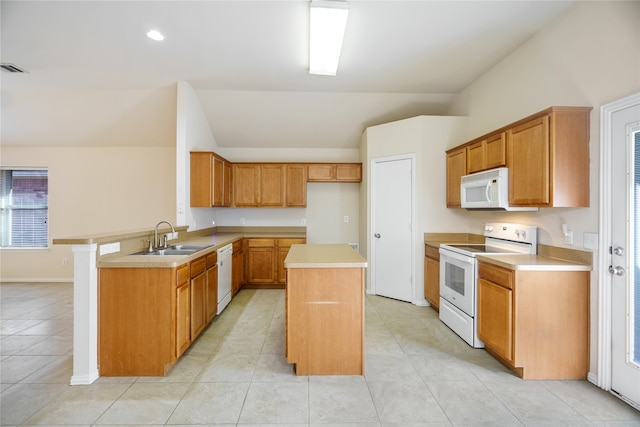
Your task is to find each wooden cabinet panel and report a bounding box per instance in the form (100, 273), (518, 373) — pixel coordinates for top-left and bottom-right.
(232, 240), (244, 295)
(247, 239), (276, 284)
(307, 164), (335, 181)
(478, 277), (513, 362)
(507, 108), (590, 207)
(176, 280), (190, 359)
(206, 261), (218, 323)
(190, 270), (206, 341)
(233, 164), (261, 207)
(260, 164), (286, 206)
(190, 152), (231, 207)
(286, 164), (307, 207)
(307, 163), (362, 182)
(468, 132), (507, 174)
(424, 247), (440, 310)
(508, 116), (551, 206)
(446, 147), (466, 207)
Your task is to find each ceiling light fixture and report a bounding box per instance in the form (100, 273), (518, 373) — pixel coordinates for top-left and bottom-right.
(309, 0), (349, 76)
(146, 30), (165, 41)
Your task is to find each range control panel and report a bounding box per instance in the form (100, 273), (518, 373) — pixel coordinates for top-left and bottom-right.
(483, 222), (537, 246)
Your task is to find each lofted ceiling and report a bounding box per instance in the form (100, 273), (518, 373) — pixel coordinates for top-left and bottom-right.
(0, 0), (575, 149)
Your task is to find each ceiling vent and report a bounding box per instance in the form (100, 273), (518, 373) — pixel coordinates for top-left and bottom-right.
(1, 63), (28, 73)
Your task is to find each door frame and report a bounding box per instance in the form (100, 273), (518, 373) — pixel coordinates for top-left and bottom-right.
(596, 92), (640, 395)
(369, 153), (416, 302)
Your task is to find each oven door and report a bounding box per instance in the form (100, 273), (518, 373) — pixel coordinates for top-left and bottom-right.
(439, 249), (476, 317)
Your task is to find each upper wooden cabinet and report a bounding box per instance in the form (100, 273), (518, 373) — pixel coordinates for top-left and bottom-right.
(446, 147), (466, 208)
(446, 106), (591, 208)
(233, 163), (261, 207)
(508, 108), (591, 207)
(307, 163), (362, 182)
(467, 132), (507, 174)
(190, 152), (232, 207)
(286, 164), (307, 207)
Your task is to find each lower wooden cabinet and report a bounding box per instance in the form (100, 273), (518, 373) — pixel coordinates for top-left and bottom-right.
(477, 261), (589, 379)
(232, 240), (244, 295)
(190, 256), (207, 341)
(176, 265), (191, 359)
(205, 252), (218, 323)
(423, 244), (440, 310)
(245, 238), (306, 287)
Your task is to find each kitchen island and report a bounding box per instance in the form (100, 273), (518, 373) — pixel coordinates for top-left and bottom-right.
(284, 244), (368, 375)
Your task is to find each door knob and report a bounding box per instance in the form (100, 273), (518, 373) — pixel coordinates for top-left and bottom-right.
(609, 265), (625, 276)
(374, 233), (381, 238)
(612, 247), (625, 256)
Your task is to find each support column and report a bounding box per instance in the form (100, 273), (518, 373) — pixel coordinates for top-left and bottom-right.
(70, 243), (99, 385)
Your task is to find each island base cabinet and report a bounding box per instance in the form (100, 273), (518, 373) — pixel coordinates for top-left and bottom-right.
(99, 268), (178, 376)
(286, 267), (364, 376)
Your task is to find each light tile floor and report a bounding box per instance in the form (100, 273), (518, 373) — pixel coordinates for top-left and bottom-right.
(1, 282), (639, 426)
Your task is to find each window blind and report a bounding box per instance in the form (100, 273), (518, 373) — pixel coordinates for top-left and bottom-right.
(0, 169), (48, 248)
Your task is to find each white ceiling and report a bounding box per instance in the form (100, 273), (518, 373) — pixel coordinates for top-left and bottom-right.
(0, 0), (576, 149)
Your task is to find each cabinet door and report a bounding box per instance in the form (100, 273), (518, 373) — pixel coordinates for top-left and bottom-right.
(508, 116), (550, 206)
(336, 164), (362, 182)
(176, 282), (190, 357)
(212, 156), (224, 207)
(307, 164), (335, 181)
(446, 147), (466, 207)
(190, 271), (206, 340)
(223, 160), (231, 206)
(484, 132), (507, 169)
(190, 152), (213, 207)
(424, 256), (440, 310)
(233, 164), (260, 207)
(246, 239), (276, 284)
(286, 164), (307, 207)
(466, 141), (485, 174)
(260, 164), (285, 207)
(477, 278), (513, 362)
(232, 249), (244, 295)
(206, 264), (218, 323)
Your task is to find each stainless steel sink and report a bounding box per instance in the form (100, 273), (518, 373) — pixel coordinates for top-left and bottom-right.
(134, 244), (212, 256)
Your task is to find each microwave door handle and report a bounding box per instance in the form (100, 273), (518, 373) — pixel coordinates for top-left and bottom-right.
(485, 182), (491, 203)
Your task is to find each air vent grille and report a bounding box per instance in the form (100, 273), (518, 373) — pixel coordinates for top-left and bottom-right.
(1, 63), (28, 73)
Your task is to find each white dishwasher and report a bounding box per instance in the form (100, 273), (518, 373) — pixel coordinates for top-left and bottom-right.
(217, 244), (233, 314)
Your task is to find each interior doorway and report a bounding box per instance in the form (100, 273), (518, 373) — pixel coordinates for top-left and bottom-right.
(370, 155), (414, 302)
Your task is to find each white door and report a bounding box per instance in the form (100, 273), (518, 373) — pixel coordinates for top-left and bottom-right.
(371, 156), (413, 302)
(610, 97), (640, 408)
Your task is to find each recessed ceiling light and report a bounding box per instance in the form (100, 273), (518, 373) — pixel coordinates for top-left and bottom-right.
(146, 30), (165, 41)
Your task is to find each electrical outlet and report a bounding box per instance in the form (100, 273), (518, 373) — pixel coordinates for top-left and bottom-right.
(62, 258), (68, 266)
(564, 231), (573, 245)
(301, 218), (306, 225)
(343, 216), (349, 223)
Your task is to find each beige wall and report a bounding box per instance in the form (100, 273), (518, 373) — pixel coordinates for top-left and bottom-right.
(0, 146), (176, 281)
(446, 1), (640, 378)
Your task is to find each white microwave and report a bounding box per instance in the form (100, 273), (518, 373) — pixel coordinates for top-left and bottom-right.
(460, 167), (537, 211)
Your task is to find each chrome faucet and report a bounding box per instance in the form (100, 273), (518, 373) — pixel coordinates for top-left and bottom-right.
(154, 220), (176, 249)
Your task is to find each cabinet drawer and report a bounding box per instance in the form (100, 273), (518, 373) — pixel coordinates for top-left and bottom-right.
(191, 256), (207, 278)
(424, 244), (440, 260)
(206, 252), (217, 269)
(247, 239), (275, 248)
(478, 262), (513, 290)
(177, 264), (190, 286)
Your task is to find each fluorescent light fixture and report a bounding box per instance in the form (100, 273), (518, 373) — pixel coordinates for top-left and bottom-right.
(146, 30), (165, 41)
(309, 0), (349, 76)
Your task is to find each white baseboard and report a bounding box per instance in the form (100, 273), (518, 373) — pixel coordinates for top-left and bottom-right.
(0, 278), (73, 283)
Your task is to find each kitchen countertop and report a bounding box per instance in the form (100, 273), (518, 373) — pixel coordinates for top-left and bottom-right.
(285, 244), (367, 268)
(476, 254), (592, 271)
(97, 231), (306, 268)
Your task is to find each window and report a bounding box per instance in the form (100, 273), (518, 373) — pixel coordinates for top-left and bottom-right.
(0, 169), (49, 248)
